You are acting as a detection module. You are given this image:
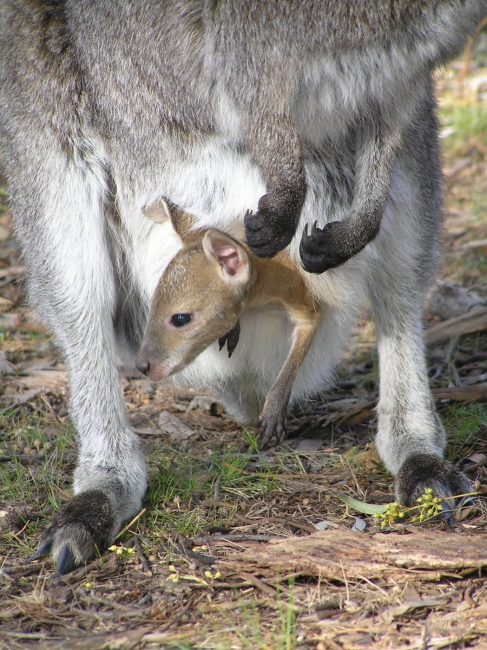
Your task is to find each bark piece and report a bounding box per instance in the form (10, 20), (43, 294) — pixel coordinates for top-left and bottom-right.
(425, 307), (487, 345)
(218, 528), (487, 582)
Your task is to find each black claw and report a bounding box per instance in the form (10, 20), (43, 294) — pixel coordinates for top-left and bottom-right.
(218, 321), (241, 358)
(300, 222), (335, 273)
(27, 538), (52, 563)
(226, 321), (240, 357)
(55, 545), (77, 578)
(440, 503), (454, 526)
(244, 189), (302, 258)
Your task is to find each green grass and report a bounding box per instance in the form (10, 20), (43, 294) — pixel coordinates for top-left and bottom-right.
(442, 403), (487, 462)
(242, 428), (260, 454)
(440, 101), (487, 157)
(211, 583), (298, 650)
(0, 409), (74, 559)
(437, 93), (487, 229)
(0, 409), (73, 511)
(140, 444), (283, 542)
(147, 445), (278, 504)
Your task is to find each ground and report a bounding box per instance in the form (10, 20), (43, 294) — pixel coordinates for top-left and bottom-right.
(1, 40), (487, 650)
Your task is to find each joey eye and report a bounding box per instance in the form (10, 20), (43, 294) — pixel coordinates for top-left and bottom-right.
(171, 313), (193, 327)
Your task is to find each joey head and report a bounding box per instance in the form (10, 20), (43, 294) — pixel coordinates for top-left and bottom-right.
(136, 227), (250, 380)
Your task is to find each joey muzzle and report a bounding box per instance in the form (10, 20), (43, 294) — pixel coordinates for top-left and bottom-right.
(135, 355), (150, 376)
(135, 347), (171, 381)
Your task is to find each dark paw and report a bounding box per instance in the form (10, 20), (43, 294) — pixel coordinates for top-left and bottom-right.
(28, 490), (116, 577)
(299, 221), (351, 273)
(218, 321), (240, 358)
(396, 453), (473, 515)
(244, 186), (303, 258)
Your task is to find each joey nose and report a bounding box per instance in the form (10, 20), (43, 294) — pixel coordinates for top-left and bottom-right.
(136, 357), (150, 376)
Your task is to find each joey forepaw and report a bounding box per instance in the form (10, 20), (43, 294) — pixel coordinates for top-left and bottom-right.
(258, 415), (287, 450)
(257, 399), (288, 450)
(30, 490), (116, 576)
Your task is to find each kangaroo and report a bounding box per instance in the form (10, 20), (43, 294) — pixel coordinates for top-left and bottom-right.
(0, 0), (484, 575)
(137, 200), (320, 446)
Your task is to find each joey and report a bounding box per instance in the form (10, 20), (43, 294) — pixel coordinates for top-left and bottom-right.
(137, 200), (320, 448)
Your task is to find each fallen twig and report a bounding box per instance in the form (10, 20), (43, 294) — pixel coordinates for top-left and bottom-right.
(425, 308), (487, 345)
(173, 541), (216, 565)
(432, 384), (487, 403)
(132, 534), (152, 575)
(0, 453), (46, 464)
(0, 632), (47, 641)
(158, 594), (198, 633)
(222, 463), (329, 481)
(234, 513), (316, 534)
(458, 15), (487, 94)
(39, 392), (62, 423)
(192, 533), (279, 545)
(114, 507), (146, 541)
(239, 571), (277, 596)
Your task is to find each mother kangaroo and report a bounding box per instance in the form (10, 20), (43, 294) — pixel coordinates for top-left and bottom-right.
(0, 0), (485, 575)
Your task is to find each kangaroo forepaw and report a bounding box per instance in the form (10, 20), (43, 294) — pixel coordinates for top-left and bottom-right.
(396, 453), (474, 519)
(300, 221), (351, 273)
(244, 189), (301, 258)
(29, 490), (116, 576)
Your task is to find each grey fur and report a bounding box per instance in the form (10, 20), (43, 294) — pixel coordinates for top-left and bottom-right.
(1, 0), (485, 573)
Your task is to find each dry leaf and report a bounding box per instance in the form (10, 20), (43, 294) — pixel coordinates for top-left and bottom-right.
(0, 296), (13, 312)
(0, 224), (10, 242)
(158, 410), (195, 443)
(295, 438), (323, 452)
(0, 265), (24, 279)
(426, 281), (484, 320)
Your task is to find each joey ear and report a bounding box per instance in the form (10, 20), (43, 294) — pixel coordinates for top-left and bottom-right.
(202, 229), (250, 284)
(143, 199), (173, 225)
(143, 200), (195, 240)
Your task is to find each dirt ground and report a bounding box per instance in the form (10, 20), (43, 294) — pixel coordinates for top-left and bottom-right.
(1, 47), (487, 650)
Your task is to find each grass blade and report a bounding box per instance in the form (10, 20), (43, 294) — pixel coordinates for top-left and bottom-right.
(339, 493), (388, 515)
